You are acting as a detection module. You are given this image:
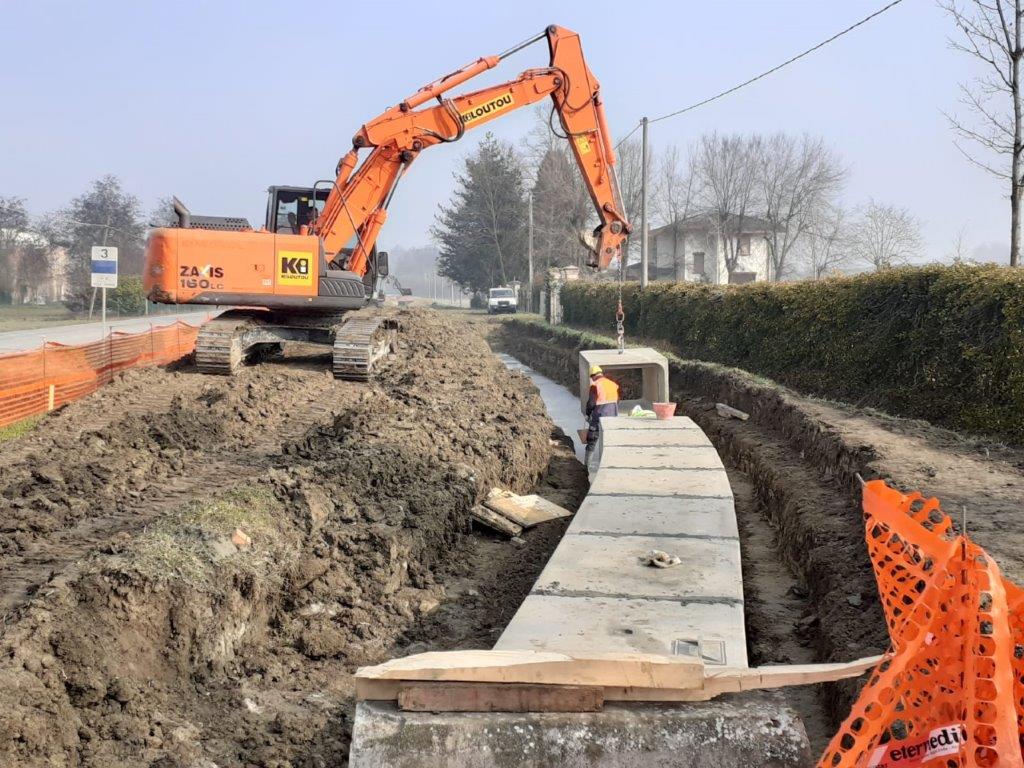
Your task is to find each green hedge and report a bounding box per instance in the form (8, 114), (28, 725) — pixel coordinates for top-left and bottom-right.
(562, 265), (1024, 442)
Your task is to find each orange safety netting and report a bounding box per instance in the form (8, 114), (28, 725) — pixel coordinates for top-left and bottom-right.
(0, 321), (202, 429)
(819, 480), (1024, 768)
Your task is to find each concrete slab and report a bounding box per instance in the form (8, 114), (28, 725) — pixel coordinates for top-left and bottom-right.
(532, 532), (743, 603)
(598, 444), (725, 470)
(601, 417), (701, 430)
(600, 428), (710, 447)
(566, 495), (739, 539)
(493, 594), (747, 663)
(350, 696), (814, 768)
(588, 467), (733, 498)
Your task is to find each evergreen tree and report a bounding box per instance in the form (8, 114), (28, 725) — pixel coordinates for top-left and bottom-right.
(431, 134), (527, 294)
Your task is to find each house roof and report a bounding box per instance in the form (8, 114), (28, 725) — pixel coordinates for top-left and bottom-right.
(649, 212), (775, 237)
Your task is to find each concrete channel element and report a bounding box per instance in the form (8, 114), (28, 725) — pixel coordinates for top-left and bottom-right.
(496, 415), (747, 666)
(578, 347), (670, 415)
(347, 350), (812, 767)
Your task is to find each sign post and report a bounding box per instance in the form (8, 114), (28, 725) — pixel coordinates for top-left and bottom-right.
(90, 246), (118, 330)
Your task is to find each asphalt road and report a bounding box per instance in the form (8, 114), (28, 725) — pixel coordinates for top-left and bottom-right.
(0, 310), (218, 354)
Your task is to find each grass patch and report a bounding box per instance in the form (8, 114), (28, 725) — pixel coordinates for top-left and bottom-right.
(0, 304), (81, 333)
(113, 485), (291, 584)
(0, 415), (42, 442)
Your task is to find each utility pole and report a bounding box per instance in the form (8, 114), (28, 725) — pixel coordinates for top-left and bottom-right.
(640, 116), (649, 290)
(527, 190), (534, 313)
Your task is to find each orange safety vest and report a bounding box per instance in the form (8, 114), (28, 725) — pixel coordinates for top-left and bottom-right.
(592, 376), (619, 406)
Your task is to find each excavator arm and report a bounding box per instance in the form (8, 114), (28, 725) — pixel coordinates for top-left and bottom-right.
(313, 25), (630, 277)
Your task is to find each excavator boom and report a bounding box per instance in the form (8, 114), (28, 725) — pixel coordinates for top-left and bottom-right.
(314, 25), (630, 274)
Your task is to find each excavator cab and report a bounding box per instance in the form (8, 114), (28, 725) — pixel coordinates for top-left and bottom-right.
(265, 186), (329, 235)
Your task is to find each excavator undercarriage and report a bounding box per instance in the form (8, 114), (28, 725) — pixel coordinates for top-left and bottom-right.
(194, 308), (396, 380)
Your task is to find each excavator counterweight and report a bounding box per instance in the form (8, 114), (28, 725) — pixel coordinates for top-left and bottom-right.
(143, 25), (630, 378)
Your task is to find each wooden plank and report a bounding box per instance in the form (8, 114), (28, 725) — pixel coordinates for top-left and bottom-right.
(355, 650), (883, 704)
(703, 655), (882, 693)
(470, 505), (522, 537)
(356, 650), (704, 691)
(484, 489), (573, 528)
(715, 403), (749, 421)
(397, 682), (604, 713)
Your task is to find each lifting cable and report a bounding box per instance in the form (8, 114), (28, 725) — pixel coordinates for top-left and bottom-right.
(616, 248), (625, 354)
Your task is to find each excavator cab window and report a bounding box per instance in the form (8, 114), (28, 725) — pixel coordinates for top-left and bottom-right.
(265, 187), (330, 234)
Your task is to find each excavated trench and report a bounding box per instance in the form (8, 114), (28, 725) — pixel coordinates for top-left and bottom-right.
(492, 315), (1024, 753)
(0, 308), (587, 768)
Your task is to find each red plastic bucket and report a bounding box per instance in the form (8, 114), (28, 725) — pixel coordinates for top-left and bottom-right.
(653, 402), (677, 420)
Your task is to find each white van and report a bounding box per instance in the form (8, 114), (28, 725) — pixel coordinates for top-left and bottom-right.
(487, 287), (518, 315)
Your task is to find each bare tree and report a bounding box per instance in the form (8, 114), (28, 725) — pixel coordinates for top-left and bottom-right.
(149, 196), (179, 228)
(653, 144), (699, 279)
(946, 224), (976, 262)
(800, 204), (850, 279)
(755, 133), (845, 281)
(849, 200), (923, 270)
(693, 133), (759, 280)
(941, 0), (1024, 265)
(614, 136), (651, 271)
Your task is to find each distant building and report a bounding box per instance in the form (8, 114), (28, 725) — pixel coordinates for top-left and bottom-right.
(646, 213), (776, 284)
(0, 229), (69, 304)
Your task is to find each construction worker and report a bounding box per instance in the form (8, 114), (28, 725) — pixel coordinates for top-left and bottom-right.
(585, 365), (619, 462)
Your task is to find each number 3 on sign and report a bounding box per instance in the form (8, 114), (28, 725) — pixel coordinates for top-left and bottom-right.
(90, 245), (119, 289)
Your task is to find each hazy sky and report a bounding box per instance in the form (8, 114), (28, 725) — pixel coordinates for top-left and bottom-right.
(1, 0), (1010, 261)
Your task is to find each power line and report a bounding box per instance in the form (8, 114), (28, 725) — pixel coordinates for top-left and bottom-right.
(613, 0), (905, 149)
(614, 122), (642, 151)
(649, 0), (905, 125)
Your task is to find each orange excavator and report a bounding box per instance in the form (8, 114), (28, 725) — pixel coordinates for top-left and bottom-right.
(143, 25), (630, 379)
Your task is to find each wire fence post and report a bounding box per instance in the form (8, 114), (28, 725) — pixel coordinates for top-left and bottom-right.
(106, 324), (113, 385)
(640, 116), (649, 290)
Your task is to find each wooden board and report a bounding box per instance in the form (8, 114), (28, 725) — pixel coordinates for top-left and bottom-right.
(398, 682), (604, 713)
(484, 489), (573, 528)
(470, 505), (522, 537)
(357, 649), (704, 691)
(715, 403), (749, 421)
(355, 649), (883, 704)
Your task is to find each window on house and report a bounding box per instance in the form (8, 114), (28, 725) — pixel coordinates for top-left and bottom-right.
(738, 235), (752, 257)
(692, 252), (705, 276)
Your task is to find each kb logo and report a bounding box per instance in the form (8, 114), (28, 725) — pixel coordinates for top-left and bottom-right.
(281, 256), (309, 275)
(277, 251), (314, 285)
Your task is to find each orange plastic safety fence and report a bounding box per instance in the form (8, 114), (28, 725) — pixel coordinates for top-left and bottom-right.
(0, 321), (201, 429)
(818, 480), (1024, 768)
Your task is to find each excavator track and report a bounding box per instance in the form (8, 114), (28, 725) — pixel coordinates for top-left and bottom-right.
(194, 309), (262, 375)
(332, 310), (395, 381)
(194, 307), (395, 380)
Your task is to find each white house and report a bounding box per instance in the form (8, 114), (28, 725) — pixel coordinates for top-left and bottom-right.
(0, 229), (69, 304)
(647, 213), (776, 284)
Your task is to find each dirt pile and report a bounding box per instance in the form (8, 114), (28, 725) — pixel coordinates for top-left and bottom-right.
(0, 308), (560, 767)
